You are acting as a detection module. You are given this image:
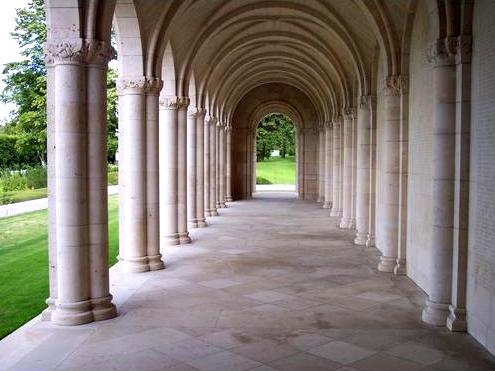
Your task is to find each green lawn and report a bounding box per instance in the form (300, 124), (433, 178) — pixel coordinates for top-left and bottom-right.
(256, 156), (296, 184)
(1, 187), (48, 203)
(0, 195), (119, 339)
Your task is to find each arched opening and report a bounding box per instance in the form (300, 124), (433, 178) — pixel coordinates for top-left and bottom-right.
(255, 113), (296, 192)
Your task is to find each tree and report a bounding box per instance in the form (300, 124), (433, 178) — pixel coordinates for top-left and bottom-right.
(256, 113), (295, 161)
(0, 0), (119, 167)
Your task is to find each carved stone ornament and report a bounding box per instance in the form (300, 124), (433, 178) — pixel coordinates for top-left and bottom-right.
(205, 115), (215, 125)
(343, 107), (356, 120)
(117, 77), (147, 95)
(44, 38), (116, 66)
(359, 95), (372, 110)
(426, 37), (462, 66)
(145, 77), (163, 95)
(455, 35), (472, 64)
(197, 108), (207, 118)
(177, 96), (190, 111)
(159, 95), (179, 109)
(324, 121), (332, 129)
(187, 106), (199, 118)
(383, 75), (408, 96)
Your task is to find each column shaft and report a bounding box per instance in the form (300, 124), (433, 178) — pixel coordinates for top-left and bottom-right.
(340, 112), (353, 228)
(187, 108), (198, 228)
(330, 120), (341, 216)
(317, 128), (325, 203)
(225, 126), (233, 202)
(323, 124), (333, 209)
(209, 119), (218, 215)
(145, 80), (165, 270)
(218, 124), (226, 208)
(423, 43), (457, 326)
(196, 110), (207, 227)
(355, 97), (372, 245)
(377, 76), (403, 272)
(350, 112), (358, 229)
(204, 117), (211, 216)
(118, 79), (149, 273)
(177, 100), (191, 243)
(159, 97), (179, 245)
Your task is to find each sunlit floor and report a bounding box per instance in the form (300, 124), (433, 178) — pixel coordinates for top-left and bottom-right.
(2, 192), (495, 371)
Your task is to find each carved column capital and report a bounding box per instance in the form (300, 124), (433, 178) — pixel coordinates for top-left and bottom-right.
(205, 115), (215, 125)
(85, 40), (116, 66)
(177, 96), (190, 111)
(159, 95), (179, 110)
(44, 38), (116, 67)
(117, 76), (147, 95)
(187, 106), (198, 119)
(383, 75), (408, 96)
(359, 95), (372, 110)
(427, 37), (457, 66)
(343, 107), (356, 120)
(145, 77), (163, 96)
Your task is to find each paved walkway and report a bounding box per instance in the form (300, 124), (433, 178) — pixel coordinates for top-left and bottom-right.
(1, 192), (495, 370)
(0, 185), (119, 218)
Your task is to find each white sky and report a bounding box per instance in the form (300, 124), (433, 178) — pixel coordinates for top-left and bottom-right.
(0, 0), (30, 124)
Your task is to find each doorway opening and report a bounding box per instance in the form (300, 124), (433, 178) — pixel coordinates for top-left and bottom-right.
(255, 113), (296, 192)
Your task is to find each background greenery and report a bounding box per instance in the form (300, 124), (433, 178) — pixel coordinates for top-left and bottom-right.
(0, 195), (119, 339)
(256, 156), (296, 185)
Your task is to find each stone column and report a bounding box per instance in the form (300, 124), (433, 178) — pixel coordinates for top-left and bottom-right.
(209, 117), (219, 215)
(350, 110), (358, 229)
(355, 96), (372, 245)
(177, 98), (191, 243)
(145, 79), (165, 270)
(340, 110), (353, 228)
(45, 38), (117, 325)
(339, 119), (345, 215)
(159, 96), (180, 245)
(367, 97), (377, 248)
(218, 122), (226, 208)
(187, 107), (198, 228)
(422, 38), (458, 326)
(196, 108), (207, 227)
(323, 123), (333, 209)
(118, 77), (150, 273)
(317, 128), (325, 203)
(330, 119), (341, 217)
(377, 75), (404, 272)
(225, 125), (233, 202)
(204, 115), (212, 216)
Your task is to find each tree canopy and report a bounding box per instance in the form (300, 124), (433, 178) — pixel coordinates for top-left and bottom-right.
(256, 113), (295, 162)
(0, 0), (118, 169)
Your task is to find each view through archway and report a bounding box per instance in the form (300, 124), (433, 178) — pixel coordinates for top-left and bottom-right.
(255, 113), (296, 192)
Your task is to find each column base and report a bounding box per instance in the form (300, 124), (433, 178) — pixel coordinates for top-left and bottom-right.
(394, 258), (407, 276)
(377, 255), (396, 272)
(204, 210), (212, 217)
(323, 201), (332, 209)
(197, 219), (208, 228)
(179, 233), (191, 244)
(162, 233), (180, 246)
(447, 305), (467, 332)
(225, 196), (233, 202)
(148, 254), (165, 271)
(366, 234), (375, 248)
(42, 297), (56, 321)
(348, 219), (356, 229)
(317, 196), (324, 203)
(210, 209), (219, 216)
(330, 207), (340, 217)
(219, 201), (226, 208)
(51, 299), (93, 326)
(339, 217), (352, 229)
(120, 256), (151, 273)
(188, 219), (199, 229)
(422, 298), (449, 326)
(91, 295), (117, 322)
(354, 232), (367, 245)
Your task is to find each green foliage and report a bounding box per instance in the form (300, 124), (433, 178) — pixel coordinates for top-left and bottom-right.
(0, 0), (119, 167)
(256, 114), (295, 161)
(1, 0), (47, 166)
(0, 170), (27, 192)
(25, 166), (47, 189)
(108, 171), (119, 186)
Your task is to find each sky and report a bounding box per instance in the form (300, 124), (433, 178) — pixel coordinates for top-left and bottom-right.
(0, 0), (29, 124)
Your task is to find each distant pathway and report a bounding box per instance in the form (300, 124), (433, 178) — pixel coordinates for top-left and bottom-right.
(0, 185), (119, 218)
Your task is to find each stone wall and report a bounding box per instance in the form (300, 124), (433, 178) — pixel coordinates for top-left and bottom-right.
(467, 0), (495, 354)
(406, 0), (434, 293)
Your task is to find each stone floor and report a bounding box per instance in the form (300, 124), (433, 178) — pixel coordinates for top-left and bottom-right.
(2, 192), (495, 371)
